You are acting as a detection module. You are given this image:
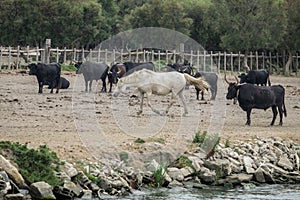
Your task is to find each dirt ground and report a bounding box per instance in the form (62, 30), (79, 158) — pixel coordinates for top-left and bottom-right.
(0, 71), (299, 166)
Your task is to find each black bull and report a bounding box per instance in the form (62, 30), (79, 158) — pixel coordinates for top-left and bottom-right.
(28, 63), (61, 93)
(238, 69), (271, 86)
(225, 78), (287, 126)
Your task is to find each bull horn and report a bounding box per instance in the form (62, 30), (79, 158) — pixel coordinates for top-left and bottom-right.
(224, 74), (230, 84)
(108, 71), (112, 74)
(234, 76), (239, 83)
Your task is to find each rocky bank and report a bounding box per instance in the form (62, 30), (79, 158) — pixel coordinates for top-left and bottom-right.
(1, 136), (300, 199)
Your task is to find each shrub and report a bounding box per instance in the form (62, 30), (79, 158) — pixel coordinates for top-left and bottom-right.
(61, 64), (76, 71)
(153, 163), (166, 187)
(134, 138), (145, 143)
(0, 141), (62, 186)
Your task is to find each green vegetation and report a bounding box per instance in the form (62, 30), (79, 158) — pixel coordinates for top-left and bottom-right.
(0, 141), (62, 186)
(0, 0), (299, 58)
(61, 64), (76, 72)
(152, 163), (166, 187)
(225, 137), (231, 148)
(192, 131), (220, 156)
(193, 131), (207, 145)
(134, 138), (146, 144)
(119, 151), (129, 161)
(148, 137), (165, 144)
(177, 155), (193, 169)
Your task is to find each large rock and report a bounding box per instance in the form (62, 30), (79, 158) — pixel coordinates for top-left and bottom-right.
(243, 156), (255, 174)
(277, 155), (293, 171)
(180, 166), (194, 178)
(4, 193), (24, 200)
(62, 162), (78, 178)
(198, 167), (216, 184)
(30, 181), (56, 200)
(0, 155), (27, 189)
(63, 180), (82, 197)
(217, 173), (253, 185)
(254, 168), (266, 183)
(204, 159), (231, 178)
(167, 167), (184, 182)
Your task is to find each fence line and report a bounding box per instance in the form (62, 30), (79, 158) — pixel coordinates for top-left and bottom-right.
(0, 46), (299, 74)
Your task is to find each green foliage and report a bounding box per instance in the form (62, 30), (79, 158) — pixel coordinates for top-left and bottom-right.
(119, 151), (129, 161)
(225, 137), (231, 148)
(61, 64), (76, 72)
(0, 141), (62, 186)
(148, 137), (165, 144)
(152, 163), (166, 187)
(134, 138), (146, 144)
(193, 131), (207, 144)
(0, 0), (298, 52)
(177, 155), (193, 169)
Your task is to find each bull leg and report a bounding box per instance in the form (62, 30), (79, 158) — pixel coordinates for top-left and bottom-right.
(89, 81), (92, 92)
(270, 106), (278, 126)
(109, 81), (113, 93)
(55, 77), (60, 93)
(85, 81), (88, 92)
(196, 89), (200, 100)
(101, 79), (107, 93)
(246, 108), (252, 125)
(278, 105), (283, 126)
(38, 82), (43, 94)
(201, 91), (204, 100)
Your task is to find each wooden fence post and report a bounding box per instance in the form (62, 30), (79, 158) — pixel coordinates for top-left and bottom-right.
(238, 51), (241, 72)
(230, 52), (233, 72)
(158, 50), (161, 71)
(105, 49), (108, 64)
(197, 50), (200, 69)
(97, 47), (101, 62)
(255, 51), (258, 70)
(0, 46), (2, 70)
(210, 51), (213, 72)
(8, 46), (11, 70)
(262, 52), (265, 69)
(36, 46), (39, 63)
(218, 51), (221, 73)
(203, 51), (206, 71)
(63, 47), (66, 64)
(250, 51), (253, 70)
(17, 46), (20, 69)
(45, 39), (51, 64)
(224, 52), (227, 72)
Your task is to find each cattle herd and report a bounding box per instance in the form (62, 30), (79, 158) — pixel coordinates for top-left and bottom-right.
(27, 61), (287, 126)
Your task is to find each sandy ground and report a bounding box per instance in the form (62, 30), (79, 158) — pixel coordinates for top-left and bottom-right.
(0, 71), (299, 166)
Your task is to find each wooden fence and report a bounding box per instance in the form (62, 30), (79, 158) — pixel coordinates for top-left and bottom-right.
(0, 46), (299, 74)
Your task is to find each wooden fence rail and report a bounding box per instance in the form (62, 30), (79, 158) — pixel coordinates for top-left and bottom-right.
(0, 46), (299, 75)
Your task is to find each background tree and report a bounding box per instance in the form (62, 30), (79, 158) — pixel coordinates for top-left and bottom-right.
(209, 0), (287, 71)
(281, 0), (300, 75)
(122, 0), (192, 36)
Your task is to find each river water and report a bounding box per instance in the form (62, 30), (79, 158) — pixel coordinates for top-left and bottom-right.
(97, 184), (300, 200)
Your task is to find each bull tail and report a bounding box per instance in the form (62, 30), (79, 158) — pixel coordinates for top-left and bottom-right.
(183, 73), (209, 92)
(283, 96), (287, 117)
(281, 85), (287, 117)
(267, 70), (271, 86)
